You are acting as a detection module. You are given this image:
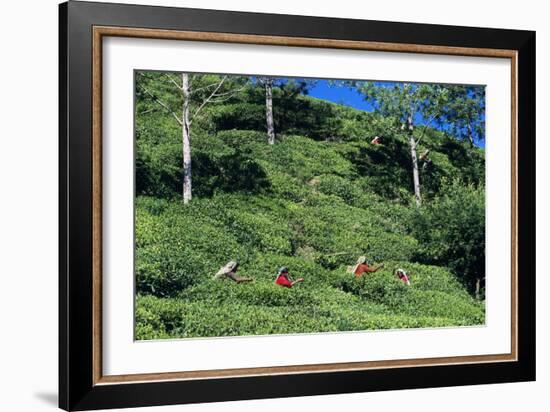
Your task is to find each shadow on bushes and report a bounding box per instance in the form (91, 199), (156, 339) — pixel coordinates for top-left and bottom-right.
(193, 149), (271, 197)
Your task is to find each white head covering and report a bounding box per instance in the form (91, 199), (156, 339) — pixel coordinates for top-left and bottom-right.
(215, 261), (238, 277)
(347, 256), (368, 274)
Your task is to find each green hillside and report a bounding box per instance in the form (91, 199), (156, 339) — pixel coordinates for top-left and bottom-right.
(134, 74), (485, 340)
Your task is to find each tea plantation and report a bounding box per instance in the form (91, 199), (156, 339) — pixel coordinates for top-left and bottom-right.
(134, 75), (485, 339)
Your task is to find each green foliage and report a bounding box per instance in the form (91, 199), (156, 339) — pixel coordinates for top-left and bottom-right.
(208, 102), (266, 132)
(332, 262), (482, 319)
(337, 137), (413, 201)
(135, 112), (183, 198)
(133, 73), (486, 339)
(438, 85), (486, 145)
(135, 196), (252, 296)
(133, 182), (485, 338)
(409, 179), (485, 293)
(205, 84), (346, 141)
(268, 136), (355, 181)
(293, 195), (417, 269)
(316, 174), (361, 205)
(193, 132), (272, 197)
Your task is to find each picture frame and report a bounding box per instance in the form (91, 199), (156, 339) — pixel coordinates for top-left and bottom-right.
(59, 1), (536, 410)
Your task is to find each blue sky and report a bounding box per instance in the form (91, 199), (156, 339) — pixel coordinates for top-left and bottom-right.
(308, 80), (375, 112)
(303, 79), (485, 148)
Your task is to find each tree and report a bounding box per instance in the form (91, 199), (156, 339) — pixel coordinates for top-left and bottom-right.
(438, 86), (485, 146)
(256, 77), (316, 144)
(181, 74), (192, 203)
(137, 72), (247, 204)
(356, 82), (448, 205)
(258, 77), (276, 144)
(410, 179), (485, 297)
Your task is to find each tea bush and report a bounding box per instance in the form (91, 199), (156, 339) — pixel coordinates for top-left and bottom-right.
(136, 275), (482, 339)
(316, 174), (361, 205)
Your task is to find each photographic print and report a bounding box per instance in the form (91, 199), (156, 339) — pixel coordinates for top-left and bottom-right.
(134, 71), (486, 340)
(60, 5), (534, 408)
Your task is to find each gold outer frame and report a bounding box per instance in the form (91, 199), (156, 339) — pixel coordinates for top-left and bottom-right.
(92, 26), (518, 386)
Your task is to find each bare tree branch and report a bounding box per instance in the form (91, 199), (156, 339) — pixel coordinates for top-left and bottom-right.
(139, 107), (157, 116)
(189, 76), (227, 124)
(211, 85), (248, 98)
(207, 94), (240, 105)
(415, 114), (438, 146)
(140, 86), (183, 126)
(190, 85), (248, 124)
(189, 81), (220, 95)
(257, 76), (272, 86)
(164, 73), (183, 90)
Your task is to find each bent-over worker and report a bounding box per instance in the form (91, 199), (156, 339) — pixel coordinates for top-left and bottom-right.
(395, 268), (411, 286)
(213, 261), (253, 284)
(348, 256), (384, 278)
(274, 266), (304, 288)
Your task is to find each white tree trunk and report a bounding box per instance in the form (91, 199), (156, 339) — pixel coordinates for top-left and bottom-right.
(467, 123), (474, 146)
(265, 78), (275, 145)
(182, 73), (192, 204)
(407, 115), (422, 206)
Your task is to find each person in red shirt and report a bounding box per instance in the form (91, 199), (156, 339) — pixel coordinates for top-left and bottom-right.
(348, 256), (384, 278)
(274, 267), (304, 288)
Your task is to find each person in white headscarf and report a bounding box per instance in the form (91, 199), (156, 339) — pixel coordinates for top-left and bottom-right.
(213, 261), (253, 283)
(395, 268), (411, 286)
(347, 256), (384, 278)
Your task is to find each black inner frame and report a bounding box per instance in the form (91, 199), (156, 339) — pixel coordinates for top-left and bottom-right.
(59, 1), (536, 410)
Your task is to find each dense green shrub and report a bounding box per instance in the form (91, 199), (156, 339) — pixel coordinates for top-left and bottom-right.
(136, 267), (484, 339)
(135, 197), (253, 296)
(135, 119), (183, 198)
(266, 168), (310, 201)
(267, 136), (355, 182)
(292, 195), (418, 269)
(316, 174), (362, 205)
(209, 103), (266, 132)
(331, 264), (484, 324)
(409, 179), (485, 294)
